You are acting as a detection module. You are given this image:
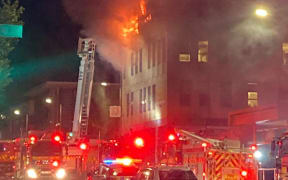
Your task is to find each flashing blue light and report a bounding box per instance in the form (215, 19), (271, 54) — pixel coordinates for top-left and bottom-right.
(103, 159), (114, 165)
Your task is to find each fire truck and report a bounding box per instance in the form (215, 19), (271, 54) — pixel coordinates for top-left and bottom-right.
(20, 132), (68, 179)
(161, 129), (257, 180)
(0, 140), (19, 179)
(271, 132), (288, 180)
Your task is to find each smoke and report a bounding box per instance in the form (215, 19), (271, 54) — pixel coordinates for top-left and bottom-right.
(62, 0), (141, 70)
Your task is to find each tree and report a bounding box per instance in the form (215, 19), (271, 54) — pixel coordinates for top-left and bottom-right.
(0, 0), (24, 106)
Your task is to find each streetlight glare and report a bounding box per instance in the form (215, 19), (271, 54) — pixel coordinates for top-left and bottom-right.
(14, 109), (21, 115)
(45, 97), (52, 104)
(101, 82), (108, 86)
(255, 8), (268, 17)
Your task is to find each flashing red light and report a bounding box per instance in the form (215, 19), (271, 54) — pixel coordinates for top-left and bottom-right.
(202, 142), (208, 147)
(80, 143), (88, 150)
(134, 137), (144, 147)
(52, 160), (59, 167)
(250, 145), (257, 151)
(29, 135), (37, 144)
(54, 135), (61, 142)
(241, 170), (248, 177)
(168, 134), (176, 141)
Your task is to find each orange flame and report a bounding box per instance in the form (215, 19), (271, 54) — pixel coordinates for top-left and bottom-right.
(121, 0), (151, 39)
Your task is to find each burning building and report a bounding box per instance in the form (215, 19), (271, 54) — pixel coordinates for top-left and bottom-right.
(120, 0), (288, 140)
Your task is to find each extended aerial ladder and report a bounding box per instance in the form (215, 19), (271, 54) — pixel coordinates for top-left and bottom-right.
(72, 37), (96, 139)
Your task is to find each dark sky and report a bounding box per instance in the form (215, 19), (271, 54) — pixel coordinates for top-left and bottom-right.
(6, 0), (118, 108)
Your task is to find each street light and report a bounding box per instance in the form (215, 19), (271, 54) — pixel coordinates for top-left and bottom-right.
(45, 97), (53, 104)
(14, 109), (21, 115)
(255, 8), (268, 17)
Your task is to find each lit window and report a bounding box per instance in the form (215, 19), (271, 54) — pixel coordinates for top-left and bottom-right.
(248, 92), (258, 107)
(179, 54), (191, 62)
(283, 43), (288, 65)
(198, 41), (208, 63)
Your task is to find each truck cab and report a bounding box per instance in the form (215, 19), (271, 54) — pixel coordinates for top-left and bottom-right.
(24, 140), (67, 179)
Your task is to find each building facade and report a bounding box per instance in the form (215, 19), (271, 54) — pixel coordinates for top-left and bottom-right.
(121, 0), (288, 137)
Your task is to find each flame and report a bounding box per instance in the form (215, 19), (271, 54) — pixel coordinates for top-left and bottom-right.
(121, 0), (151, 39)
(140, 0), (146, 15)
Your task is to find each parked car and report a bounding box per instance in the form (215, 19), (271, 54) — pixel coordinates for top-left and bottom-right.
(133, 165), (197, 180)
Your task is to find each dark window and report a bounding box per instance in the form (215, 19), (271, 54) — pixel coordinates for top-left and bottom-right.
(148, 43), (151, 69)
(131, 53), (134, 76)
(143, 88), (146, 112)
(127, 93), (130, 117)
(152, 85), (156, 110)
(131, 92), (134, 116)
(139, 49), (143, 72)
(139, 89), (142, 113)
(158, 40), (162, 65)
(148, 86), (151, 111)
(152, 42), (156, 67)
(180, 93), (191, 106)
(135, 50), (138, 74)
(31, 141), (62, 156)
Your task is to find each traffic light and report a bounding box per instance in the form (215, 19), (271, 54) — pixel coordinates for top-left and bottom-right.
(134, 137), (144, 147)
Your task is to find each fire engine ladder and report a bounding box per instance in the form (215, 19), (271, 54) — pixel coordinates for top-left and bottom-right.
(72, 38), (96, 139)
(176, 129), (224, 147)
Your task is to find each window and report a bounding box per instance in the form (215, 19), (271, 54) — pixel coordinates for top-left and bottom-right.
(126, 93), (130, 117)
(148, 43), (151, 69)
(179, 54), (191, 62)
(198, 41), (208, 63)
(248, 91), (258, 107)
(143, 88), (146, 112)
(131, 53), (134, 75)
(140, 89), (143, 113)
(131, 92), (134, 116)
(135, 50), (138, 74)
(157, 40), (162, 65)
(220, 82), (232, 107)
(283, 43), (288, 65)
(152, 42), (156, 67)
(152, 85), (156, 110)
(139, 49), (143, 72)
(148, 86), (151, 111)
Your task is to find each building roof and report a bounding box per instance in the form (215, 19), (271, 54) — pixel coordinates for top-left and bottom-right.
(25, 81), (77, 97)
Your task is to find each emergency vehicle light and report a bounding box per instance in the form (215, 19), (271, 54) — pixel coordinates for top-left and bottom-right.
(168, 134), (176, 141)
(52, 160), (59, 167)
(241, 170), (248, 177)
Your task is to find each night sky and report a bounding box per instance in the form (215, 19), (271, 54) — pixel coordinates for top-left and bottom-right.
(5, 0), (118, 108)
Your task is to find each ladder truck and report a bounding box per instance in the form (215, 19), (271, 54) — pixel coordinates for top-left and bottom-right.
(72, 37), (96, 139)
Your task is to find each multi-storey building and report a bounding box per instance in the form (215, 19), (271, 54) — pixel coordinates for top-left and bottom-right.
(121, 0), (288, 139)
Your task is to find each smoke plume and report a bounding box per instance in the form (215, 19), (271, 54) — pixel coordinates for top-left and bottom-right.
(62, 0), (141, 70)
